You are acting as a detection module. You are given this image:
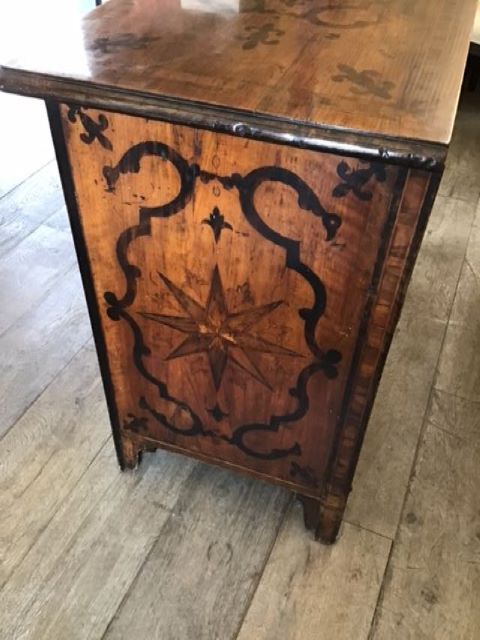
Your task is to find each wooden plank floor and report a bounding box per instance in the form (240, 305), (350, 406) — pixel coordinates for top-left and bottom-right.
(0, 91), (479, 640)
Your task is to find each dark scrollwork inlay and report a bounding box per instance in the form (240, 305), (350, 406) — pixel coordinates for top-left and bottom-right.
(332, 161), (387, 201)
(67, 106), (113, 151)
(102, 140), (342, 462)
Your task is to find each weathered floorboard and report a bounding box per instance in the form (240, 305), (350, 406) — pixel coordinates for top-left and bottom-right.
(402, 195), (478, 322)
(0, 160), (64, 258)
(439, 93), (480, 203)
(371, 390), (480, 639)
(236, 502), (391, 640)
(0, 343), (108, 589)
(1, 445), (196, 640)
(0, 218), (76, 335)
(104, 465), (289, 640)
(435, 202), (480, 401)
(0, 94), (54, 199)
(0, 264), (91, 438)
(345, 313), (444, 538)
(346, 193), (476, 538)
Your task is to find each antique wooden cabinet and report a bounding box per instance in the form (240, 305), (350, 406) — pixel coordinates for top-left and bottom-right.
(0, 0), (475, 543)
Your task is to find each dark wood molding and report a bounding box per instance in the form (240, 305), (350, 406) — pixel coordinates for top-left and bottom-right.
(0, 67), (446, 171)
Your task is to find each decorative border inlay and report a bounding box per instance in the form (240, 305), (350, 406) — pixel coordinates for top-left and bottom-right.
(332, 160), (387, 200)
(102, 140), (342, 461)
(67, 105), (113, 150)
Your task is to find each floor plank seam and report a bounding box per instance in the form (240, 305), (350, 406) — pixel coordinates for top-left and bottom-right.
(430, 386), (480, 405)
(366, 536), (395, 640)
(429, 422), (465, 441)
(14, 449), (58, 499)
(98, 462), (201, 640)
(0, 433), (113, 595)
(465, 257), (480, 283)
(342, 519), (394, 542)
(0, 257), (81, 342)
(441, 192), (480, 204)
(43, 203), (67, 225)
(0, 158), (55, 204)
(0, 331), (93, 443)
(33, 437), (116, 570)
(366, 224), (474, 637)
(232, 494), (294, 640)
(0, 202), (67, 264)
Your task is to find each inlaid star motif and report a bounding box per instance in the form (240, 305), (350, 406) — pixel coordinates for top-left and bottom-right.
(139, 267), (302, 391)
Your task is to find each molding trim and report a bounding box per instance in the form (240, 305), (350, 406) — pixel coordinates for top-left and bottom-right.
(0, 66), (446, 171)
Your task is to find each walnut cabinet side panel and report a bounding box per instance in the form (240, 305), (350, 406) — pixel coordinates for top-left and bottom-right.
(49, 102), (437, 541)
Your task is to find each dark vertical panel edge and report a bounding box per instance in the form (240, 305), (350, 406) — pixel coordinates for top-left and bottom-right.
(46, 100), (126, 469)
(328, 168), (443, 499)
(324, 165), (410, 494)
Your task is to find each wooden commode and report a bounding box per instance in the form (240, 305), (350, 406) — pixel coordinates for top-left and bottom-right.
(0, 0), (475, 542)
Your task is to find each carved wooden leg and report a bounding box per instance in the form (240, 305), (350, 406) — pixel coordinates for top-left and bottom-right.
(118, 435), (143, 470)
(297, 493), (346, 544)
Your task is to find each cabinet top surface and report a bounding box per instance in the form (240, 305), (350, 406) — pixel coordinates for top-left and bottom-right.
(0, 0), (476, 145)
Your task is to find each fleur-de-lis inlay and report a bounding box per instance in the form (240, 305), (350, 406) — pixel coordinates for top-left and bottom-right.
(332, 64), (394, 100)
(239, 23), (285, 50)
(67, 105), (113, 150)
(201, 207), (233, 243)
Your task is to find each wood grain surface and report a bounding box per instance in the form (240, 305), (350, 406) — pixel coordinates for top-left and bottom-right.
(237, 502), (391, 640)
(0, 0), (476, 145)
(372, 390), (480, 640)
(435, 210), (480, 402)
(103, 464), (289, 640)
(346, 193), (478, 538)
(0, 89), (478, 638)
(59, 104), (404, 500)
(0, 161), (64, 258)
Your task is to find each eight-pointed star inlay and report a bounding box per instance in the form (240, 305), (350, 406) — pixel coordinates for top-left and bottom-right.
(139, 267), (303, 391)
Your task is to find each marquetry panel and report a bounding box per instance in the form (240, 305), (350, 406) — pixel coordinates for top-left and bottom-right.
(60, 104), (401, 494)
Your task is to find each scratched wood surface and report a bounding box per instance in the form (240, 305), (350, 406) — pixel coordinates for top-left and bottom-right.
(0, 0), (476, 145)
(60, 104), (401, 496)
(0, 90), (478, 639)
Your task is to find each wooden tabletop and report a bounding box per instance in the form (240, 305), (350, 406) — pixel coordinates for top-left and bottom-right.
(0, 0), (476, 147)
(472, 5), (480, 45)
